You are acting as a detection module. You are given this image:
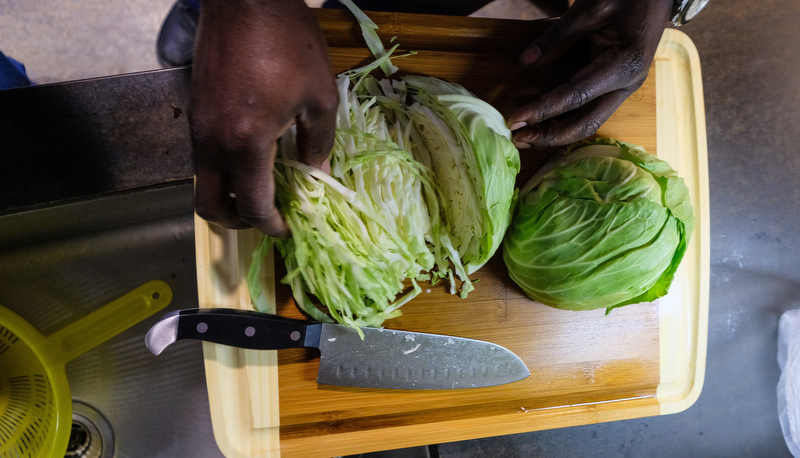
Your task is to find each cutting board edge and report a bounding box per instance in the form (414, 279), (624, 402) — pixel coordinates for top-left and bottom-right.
(278, 396), (661, 457)
(653, 28), (710, 416)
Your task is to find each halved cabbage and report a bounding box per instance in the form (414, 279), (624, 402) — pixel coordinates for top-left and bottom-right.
(249, 10), (520, 328)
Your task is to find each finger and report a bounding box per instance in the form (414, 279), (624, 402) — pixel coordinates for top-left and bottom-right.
(229, 140), (291, 238)
(519, 3), (597, 66)
(512, 88), (631, 149)
(509, 47), (647, 128)
(194, 158), (251, 229)
(295, 85), (338, 169)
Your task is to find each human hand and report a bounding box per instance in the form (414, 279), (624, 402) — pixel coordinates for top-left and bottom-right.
(508, 0), (673, 149)
(189, 0), (338, 237)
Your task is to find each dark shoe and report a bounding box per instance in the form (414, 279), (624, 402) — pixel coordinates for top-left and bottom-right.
(0, 51), (33, 90)
(156, 0), (199, 67)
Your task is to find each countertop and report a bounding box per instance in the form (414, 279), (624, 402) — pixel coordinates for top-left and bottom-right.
(1, 0), (798, 456)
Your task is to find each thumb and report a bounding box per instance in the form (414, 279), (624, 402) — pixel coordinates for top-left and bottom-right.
(295, 93), (338, 170)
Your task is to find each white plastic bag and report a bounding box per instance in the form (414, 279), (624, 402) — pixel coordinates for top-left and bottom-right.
(778, 308), (800, 457)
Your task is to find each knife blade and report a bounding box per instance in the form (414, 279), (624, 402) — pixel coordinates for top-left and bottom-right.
(145, 308), (529, 389)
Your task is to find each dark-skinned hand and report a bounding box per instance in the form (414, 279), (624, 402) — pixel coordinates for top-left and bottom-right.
(189, 0), (338, 237)
(508, 0), (674, 149)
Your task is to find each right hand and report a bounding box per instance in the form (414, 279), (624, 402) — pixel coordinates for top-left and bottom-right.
(507, 0), (672, 149)
(189, 0), (339, 237)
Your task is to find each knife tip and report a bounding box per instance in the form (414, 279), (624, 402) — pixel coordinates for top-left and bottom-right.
(144, 310), (180, 355)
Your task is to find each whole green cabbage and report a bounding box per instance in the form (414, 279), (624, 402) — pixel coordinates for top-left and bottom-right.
(502, 138), (694, 313)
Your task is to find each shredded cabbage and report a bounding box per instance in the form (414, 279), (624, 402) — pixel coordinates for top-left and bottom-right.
(248, 3), (519, 330)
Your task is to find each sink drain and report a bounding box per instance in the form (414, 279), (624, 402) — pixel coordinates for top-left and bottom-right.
(67, 401), (114, 458)
(67, 422), (91, 456)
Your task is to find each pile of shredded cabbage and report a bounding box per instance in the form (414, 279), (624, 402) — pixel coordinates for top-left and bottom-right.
(249, 1), (519, 330)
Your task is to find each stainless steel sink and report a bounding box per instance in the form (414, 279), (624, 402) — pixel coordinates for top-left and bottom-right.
(0, 182), (223, 458)
(0, 181), (442, 458)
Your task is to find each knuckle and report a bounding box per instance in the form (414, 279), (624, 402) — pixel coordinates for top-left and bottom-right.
(540, 84), (593, 118)
(569, 86), (593, 108)
(302, 88), (340, 127)
(236, 198), (278, 229)
(190, 101), (266, 151)
(544, 25), (566, 49)
(237, 209), (268, 227)
(198, 114), (263, 152)
(222, 117), (260, 146)
(537, 127), (569, 149)
(621, 47), (651, 84)
(532, 134), (562, 150)
(195, 202), (245, 229)
(581, 117), (604, 138)
(241, 210), (288, 238)
(318, 87), (341, 114)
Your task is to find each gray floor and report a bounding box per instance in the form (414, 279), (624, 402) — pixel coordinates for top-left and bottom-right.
(0, 0), (173, 84)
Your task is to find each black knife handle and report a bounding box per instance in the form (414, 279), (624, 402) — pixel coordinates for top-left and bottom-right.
(175, 308), (319, 350)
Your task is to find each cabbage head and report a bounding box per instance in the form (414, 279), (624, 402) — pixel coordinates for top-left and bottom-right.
(502, 138), (694, 313)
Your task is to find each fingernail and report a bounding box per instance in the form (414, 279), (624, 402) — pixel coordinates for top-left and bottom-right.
(520, 45), (542, 64)
(514, 141), (531, 149)
(509, 121), (527, 131)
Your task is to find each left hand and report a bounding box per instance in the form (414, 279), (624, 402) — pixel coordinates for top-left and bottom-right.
(508, 0), (674, 149)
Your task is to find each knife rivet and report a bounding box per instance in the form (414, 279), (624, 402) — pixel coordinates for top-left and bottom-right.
(245, 326), (256, 337)
(290, 331), (301, 341)
(196, 322), (208, 333)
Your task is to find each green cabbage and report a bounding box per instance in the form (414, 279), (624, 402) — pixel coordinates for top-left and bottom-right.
(249, 4), (519, 329)
(502, 138), (694, 313)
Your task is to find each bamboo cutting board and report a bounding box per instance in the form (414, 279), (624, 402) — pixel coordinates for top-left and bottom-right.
(195, 10), (709, 458)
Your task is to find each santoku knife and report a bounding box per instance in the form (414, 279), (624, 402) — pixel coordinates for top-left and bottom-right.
(145, 308), (529, 389)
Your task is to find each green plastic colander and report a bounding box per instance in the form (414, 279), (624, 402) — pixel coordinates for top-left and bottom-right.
(0, 280), (172, 458)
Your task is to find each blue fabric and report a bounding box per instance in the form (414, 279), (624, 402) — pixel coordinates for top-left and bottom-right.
(0, 50), (32, 90)
(187, 0), (200, 12)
